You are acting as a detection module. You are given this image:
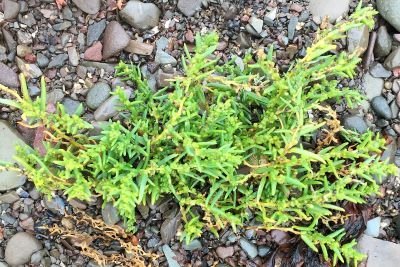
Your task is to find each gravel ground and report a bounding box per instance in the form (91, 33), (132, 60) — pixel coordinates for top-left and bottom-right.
(1, 0), (400, 266)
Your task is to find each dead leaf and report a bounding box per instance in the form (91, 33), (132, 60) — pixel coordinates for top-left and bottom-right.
(55, 0), (67, 9)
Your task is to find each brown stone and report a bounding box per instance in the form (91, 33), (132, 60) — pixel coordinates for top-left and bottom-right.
(124, 40), (154, 56)
(84, 42), (103, 61)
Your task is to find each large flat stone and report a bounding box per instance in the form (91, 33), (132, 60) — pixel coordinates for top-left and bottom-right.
(0, 121), (27, 191)
(358, 234), (400, 266)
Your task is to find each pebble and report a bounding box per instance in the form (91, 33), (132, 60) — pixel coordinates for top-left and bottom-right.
(3, 0), (20, 20)
(0, 192), (20, 204)
(47, 89), (65, 105)
(393, 215), (400, 238)
(120, 1), (161, 31)
(258, 246), (271, 257)
(375, 26), (392, 58)
(347, 25), (369, 56)
(5, 232), (42, 266)
(84, 42), (103, 61)
(15, 57), (42, 79)
(67, 47), (79, 66)
(369, 62), (392, 78)
(68, 199), (87, 210)
(48, 54), (68, 69)
(72, 0), (101, 14)
(162, 245), (181, 267)
(30, 250), (46, 265)
(155, 68), (180, 88)
(124, 40), (154, 56)
(264, 8), (277, 26)
(53, 21), (72, 31)
(362, 73), (383, 100)
(17, 31), (32, 45)
(101, 202), (120, 225)
(155, 50), (177, 66)
(62, 98), (81, 115)
(377, 0), (400, 32)
(160, 211), (181, 243)
(248, 16), (263, 37)
(384, 47), (400, 70)
(239, 237), (258, 259)
(177, 0), (202, 17)
(94, 89), (131, 121)
(288, 16), (298, 40)
(44, 196), (65, 215)
(86, 82), (111, 110)
(87, 20), (106, 47)
(309, 0), (350, 23)
(371, 96), (392, 120)
(16, 44), (32, 58)
(0, 121), (27, 191)
(182, 239), (202, 251)
(365, 217), (381, 238)
(36, 53), (49, 68)
(0, 63), (19, 88)
(102, 21), (130, 60)
(216, 246), (234, 259)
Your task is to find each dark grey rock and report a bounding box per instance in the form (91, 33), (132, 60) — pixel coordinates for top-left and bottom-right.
(5, 232), (42, 266)
(46, 89), (65, 105)
(72, 0), (101, 14)
(347, 25), (369, 55)
(384, 47), (400, 70)
(391, 101), (399, 119)
(288, 16), (298, 40)
(30, 250), (46, 265)
(182, 239), (202, 251)
(393, 215), (400, 238)
(177, 0), (202, 17)
(258, 246), (271, 257)
(120, 1), (161, 30)
(62, 98), (81, 115)
(0, 63), (19, 88)
(2, 29), (17, 53)
(362, 73), (383, 100)
(62, 6), (73, 20)
(376, 119), (389, 128)
(155, 50), (177, 66)
(67, 47), (79, 66)
(160, 211), (181, 243)
(94, 92), (126, 120)
(86, 82), (111, 110)
(102, 21), (130, 60)
(48, 54), (68, 68)
(3, 0), (20, 20)
(370, 62), (392, 78)
(309, 0), (351, 23)
(374, 26), (392, 58)
(239, 238), (258, 259)
(377, 0), (400, 32)
(371, 96), (392, 119)
(36, 53), (49, 68)
(18, 13), (36, 27)
(87, 20), (106, 46)
(101, 202), (120, 225)
(343, 115), (368, 134)
(44, 196), (65, 214)
(53, 21), (72, 31)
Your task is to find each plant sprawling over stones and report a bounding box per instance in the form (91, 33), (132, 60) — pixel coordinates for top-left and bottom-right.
(0, 5), (396, 266)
